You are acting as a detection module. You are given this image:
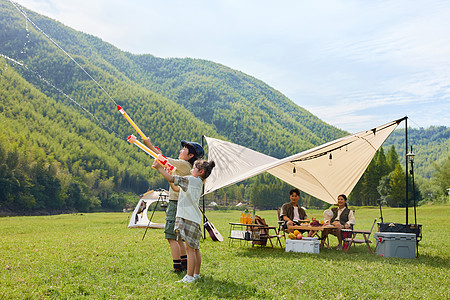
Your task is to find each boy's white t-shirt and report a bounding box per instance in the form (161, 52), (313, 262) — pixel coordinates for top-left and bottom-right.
(173, 175), (203, 225)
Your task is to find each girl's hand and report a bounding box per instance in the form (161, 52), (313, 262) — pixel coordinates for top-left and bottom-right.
(127, 134), (137, 144)
(152, 160), (161, 169)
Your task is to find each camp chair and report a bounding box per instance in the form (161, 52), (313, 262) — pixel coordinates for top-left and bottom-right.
(253, 216), (283, 248)
(343, 218), (377, 253)
(276, 209), (287, 240)
(268, 231), (284, 248)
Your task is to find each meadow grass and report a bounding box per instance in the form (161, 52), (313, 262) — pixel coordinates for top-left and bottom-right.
(1, 205), (449, 299)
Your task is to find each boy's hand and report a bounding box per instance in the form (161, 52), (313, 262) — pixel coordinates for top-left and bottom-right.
(142, 137), (152, 148)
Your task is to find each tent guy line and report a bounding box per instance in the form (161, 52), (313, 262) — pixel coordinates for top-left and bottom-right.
(9, 0), (119, 108)
(8, 0), (147, 142)
(4, 0), (121, 136)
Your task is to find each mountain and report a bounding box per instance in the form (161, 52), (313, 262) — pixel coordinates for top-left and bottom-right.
(0, 0), (347, 212)
(383, 126), (450, 179)
(2, 1), (446, 213)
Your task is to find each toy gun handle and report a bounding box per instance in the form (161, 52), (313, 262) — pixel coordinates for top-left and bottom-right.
(156, 154), (176, 172)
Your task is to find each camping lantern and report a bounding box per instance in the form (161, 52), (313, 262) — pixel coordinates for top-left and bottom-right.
(406, 149), (415, 164)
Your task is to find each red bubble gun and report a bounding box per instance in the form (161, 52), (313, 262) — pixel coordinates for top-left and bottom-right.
(127, 135), (176, 172)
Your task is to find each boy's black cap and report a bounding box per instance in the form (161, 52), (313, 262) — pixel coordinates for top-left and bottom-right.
(181, 140), (204, 159)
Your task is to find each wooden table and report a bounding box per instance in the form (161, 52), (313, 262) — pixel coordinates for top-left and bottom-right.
(290, 225), (337, 248)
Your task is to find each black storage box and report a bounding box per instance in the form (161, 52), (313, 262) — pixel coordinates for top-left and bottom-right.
(378, 223), (422, 241)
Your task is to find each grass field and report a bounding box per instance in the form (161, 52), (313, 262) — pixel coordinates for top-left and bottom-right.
(1, 205), (449, 299)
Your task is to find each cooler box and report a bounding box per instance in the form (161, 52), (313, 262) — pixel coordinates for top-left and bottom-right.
(374, 232), (416, 259)
(285, 238), (319, 254)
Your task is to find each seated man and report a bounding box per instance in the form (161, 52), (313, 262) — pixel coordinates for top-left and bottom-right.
(279, 188), (308, 233)
(320, 194), (355, 250)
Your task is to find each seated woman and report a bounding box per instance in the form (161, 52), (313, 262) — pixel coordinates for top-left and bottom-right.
(320, 194), (355, 250)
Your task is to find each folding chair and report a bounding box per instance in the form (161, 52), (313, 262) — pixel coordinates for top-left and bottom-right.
(267, 229), (284, 248)
(276, 208), (287, 240)
(343, 218), (377, 253)
(252, 216), (283, 248)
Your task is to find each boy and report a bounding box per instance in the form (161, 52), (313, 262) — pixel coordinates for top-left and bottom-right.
(152, 159), (215, 283)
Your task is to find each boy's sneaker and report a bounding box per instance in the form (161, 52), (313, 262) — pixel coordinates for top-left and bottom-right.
(193, 274), (201, 281)
(176, 275), (195, 283)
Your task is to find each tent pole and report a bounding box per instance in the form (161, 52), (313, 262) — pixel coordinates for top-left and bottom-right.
(202, 134), (206, 240)
(142, 192), (162, 241)
(405, 116), (409, 225)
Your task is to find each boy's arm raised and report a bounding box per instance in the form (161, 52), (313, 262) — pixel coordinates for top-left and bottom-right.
(143, 138), (161, 155)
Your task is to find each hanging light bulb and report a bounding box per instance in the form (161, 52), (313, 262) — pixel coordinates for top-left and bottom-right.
(293, 166), (296, 177)
(328, 153), (333, 166)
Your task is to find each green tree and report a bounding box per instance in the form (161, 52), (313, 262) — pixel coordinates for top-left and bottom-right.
(389, 164), (406, 207)
(431, 155), (450, 202)
(350, 148), (390, 206)
(386, 145), (400, 172)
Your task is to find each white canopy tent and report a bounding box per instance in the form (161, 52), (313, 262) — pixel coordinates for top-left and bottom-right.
(204, 118), (403, 204)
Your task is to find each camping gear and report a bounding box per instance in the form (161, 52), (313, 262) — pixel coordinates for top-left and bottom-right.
(199, 207), (223, 242)
(252, 215), (268, 246)
(376, 119), (422, 257)
(141, 189), (169, 240)
(128, 189), (169, 229)
(377, 199), (384, 222)
(378, 222), (422, 239)
(378, 222), (422, 257)
(374, 232), (416, 259)
(203, 118), (404, 204)
(285, 238), (320, 254)
(342, 218), (377, 253)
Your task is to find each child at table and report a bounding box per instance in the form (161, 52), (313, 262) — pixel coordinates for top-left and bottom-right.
(152, 159), (215, 283)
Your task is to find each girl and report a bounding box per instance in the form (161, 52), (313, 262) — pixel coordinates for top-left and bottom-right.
(152, 159), (215, 283)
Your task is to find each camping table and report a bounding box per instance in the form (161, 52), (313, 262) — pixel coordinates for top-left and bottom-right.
(290, 225), (337, 249)
(228, 223), (281, 248)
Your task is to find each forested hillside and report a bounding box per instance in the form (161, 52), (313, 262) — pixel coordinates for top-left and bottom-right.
(0, 0), (348, 213)
(110, 55), (346, 158)
(348, 126), (449, 206)
(1, 0), (447, 213)
(384, 126), (450, 179)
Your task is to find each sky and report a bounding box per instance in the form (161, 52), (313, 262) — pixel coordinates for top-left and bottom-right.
(12, 0), (450, 133)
